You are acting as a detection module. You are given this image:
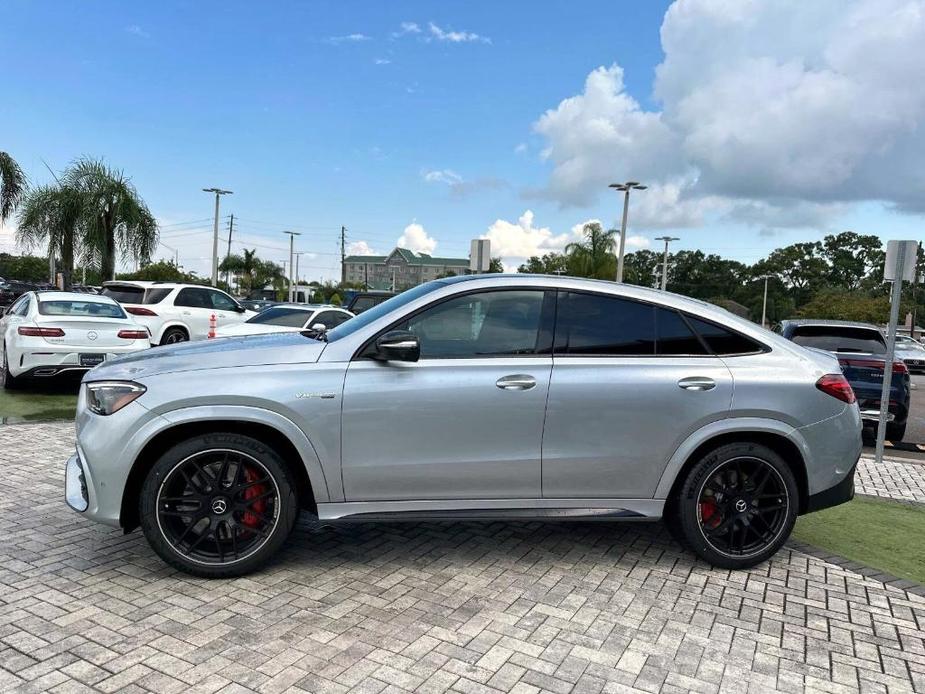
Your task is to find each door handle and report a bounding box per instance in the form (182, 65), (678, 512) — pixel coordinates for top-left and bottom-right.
(496, 374), (536, 391)
(678, 376), (716, 391)
(182, 311), (192, 316)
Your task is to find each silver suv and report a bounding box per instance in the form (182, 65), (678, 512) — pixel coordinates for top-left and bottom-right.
(65, 275), (862, 577)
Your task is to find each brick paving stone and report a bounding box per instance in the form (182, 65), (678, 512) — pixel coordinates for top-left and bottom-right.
(1, 421), (925, 693)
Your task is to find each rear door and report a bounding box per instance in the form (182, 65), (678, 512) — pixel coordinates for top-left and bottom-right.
(541, 292), (734, 499)
(174, 288), (212, 340)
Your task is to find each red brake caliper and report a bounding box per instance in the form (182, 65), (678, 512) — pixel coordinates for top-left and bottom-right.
(700, 499), (721, 529)
(240, 466), (267, 529)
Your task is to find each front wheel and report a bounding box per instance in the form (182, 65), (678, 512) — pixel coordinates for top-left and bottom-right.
(673, 442), (798, 570)
(139, 433), (299, 578)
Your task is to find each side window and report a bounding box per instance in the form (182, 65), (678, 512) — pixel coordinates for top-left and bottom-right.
(655, 308), (708, 355)
(686, 315), (763, 355)
(6, 296), (25, 316)
(396, 290), (546, 359)
(209, 290), (237, 311)
(555, 292), (655, 355)
(352, 297), (377, 313)
(15, 297), (31, 317)
(311, 311), (342, 329)
(175, 288), (206, 308)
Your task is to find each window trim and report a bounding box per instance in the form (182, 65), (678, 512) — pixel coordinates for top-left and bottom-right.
(551, 289), (768, 359)
(353, 287), (556, 361)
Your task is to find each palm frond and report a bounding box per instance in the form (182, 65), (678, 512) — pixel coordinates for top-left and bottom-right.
(0, 152), (28, 222)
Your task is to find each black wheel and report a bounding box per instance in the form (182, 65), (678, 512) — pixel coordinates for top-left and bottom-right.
(1, 345), (20, 390)
(160, 327), (188, 346)
(886, 422), (906, 442)
(139, 433), (299, 578)
(674, 442), (798, 569)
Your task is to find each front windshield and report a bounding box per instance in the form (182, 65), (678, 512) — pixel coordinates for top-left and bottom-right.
(325, 281), (447, 342)
(246, 306), (312, 327)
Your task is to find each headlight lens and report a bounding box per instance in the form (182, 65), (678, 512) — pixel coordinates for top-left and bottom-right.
(85, 381), (146, 416)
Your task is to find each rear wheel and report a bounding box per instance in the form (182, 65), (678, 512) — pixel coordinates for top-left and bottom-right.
(886, 422), (906, 442)
(139, 433), (299, 577)
(1, 345), (20, 390)
(673, 442), (798, 569)
(160, 327), (188, 346)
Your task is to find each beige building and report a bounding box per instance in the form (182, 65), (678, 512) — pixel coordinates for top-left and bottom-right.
(343, 248), (470, 290)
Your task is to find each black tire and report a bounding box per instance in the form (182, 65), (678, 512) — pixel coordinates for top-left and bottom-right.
(673, 442), (798, 570)
(1, 345), (20, 390)
(886, 422), (906, 442)
(139, 432), (299, 578)
(160, 327), (188, 346)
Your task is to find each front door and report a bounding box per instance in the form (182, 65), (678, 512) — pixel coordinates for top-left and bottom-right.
(542, 291), (734, 499)
(341, 289), (554, 501)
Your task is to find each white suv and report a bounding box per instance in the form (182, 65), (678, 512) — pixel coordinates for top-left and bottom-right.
(101, 281), (255, 345)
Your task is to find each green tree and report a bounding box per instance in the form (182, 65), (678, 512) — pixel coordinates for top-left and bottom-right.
(0, 253), (51, 283)
(517, 252), (568, 275)
(821, 231), (884, 290)
(16, 184), (84, 289)
(488, 257), (504, 273)
(797, 289), (904, 324)
(622, 249), (661, 287)
(0, 152), (26, 223)
(64, 158), (158, 281)
(757, 241), (828, 302)
(667, 250), (747, 300)
(117, 261), (203, 284)
(564, 223), (617, 279)
(219, 248), (259, 294)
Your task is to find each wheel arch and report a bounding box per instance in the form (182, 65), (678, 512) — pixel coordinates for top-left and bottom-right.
(657, 420), (810, 515)
(157, 322), (190, 345)
(120, 417), (324, 531)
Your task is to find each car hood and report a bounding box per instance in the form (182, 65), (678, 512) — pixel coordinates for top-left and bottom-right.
(83, 332), (326, 381)
(214, 323), (304, 337)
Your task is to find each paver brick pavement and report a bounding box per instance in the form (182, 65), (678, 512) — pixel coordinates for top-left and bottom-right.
(1, 422), (924, 693)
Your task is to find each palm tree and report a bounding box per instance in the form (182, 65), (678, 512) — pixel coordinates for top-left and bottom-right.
(17, 184), (83, 289)
(64, 158), (158, 281)
(0, 152), (27, 223)
(564, 222), (617, 279)
(220, 248), (259, 295)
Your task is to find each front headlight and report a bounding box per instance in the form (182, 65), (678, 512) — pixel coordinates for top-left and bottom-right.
(85, 381), (146, 416)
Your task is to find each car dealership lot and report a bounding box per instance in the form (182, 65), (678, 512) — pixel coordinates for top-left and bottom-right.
(2, 422), (925, 693)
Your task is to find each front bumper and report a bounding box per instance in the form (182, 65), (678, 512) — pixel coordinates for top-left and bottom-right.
(805, 457), (858, 513)
(65, 451), (90, 512)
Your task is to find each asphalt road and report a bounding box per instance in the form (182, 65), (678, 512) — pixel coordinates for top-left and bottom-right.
(863, 372), (925, 461)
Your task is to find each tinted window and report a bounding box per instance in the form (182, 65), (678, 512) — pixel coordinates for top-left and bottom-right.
(398, 290), (545, 358)
(656, 308), (707, 355)
(312, 310), (350, 329)
(144, 288), (172, 304)
(688, 316), (763, 355)
(790, 325), (885, 355)
(246, 307), (312, 327)
(175, 288), (210, 308)
(351, 296), (380, 313)
(326, 282), (445, 342)
(15, 297), (30, 316)
(38, 300), (125, 318)
(209, 290), (238, 311)
(102, 285), (144, 303)
(556, 292), (655, 355)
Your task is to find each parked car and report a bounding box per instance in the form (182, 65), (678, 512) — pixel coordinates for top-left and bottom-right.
(893, 334), (925, 374)
(214, 304), (353, 338)
(1, 291), (150, 388)
(101, 281), (255, 345)
(780, 319), (910, 441)
(66, 275), (861, 577)
(0, 280), (39, 307)
(344, 290), (396, 314)
(239, 299), (277, 313)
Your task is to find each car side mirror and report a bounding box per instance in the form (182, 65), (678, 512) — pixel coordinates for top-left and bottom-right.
(375, 330), (420, 362)
(310, 323), (327, 333)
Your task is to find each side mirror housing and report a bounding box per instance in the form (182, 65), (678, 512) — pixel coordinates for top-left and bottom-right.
(310, 323), (327, 333)
(375, 330), (420, 362)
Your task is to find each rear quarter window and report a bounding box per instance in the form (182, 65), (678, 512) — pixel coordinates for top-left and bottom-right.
(686, 316), (765, 355)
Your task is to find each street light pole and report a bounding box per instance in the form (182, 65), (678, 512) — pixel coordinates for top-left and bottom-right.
(654, 236), (679, 291)
(754, 274), (774, 328)
(609, 181), (647, 283)
(283, 231), (300, 302)
(203, 188), (232, 286)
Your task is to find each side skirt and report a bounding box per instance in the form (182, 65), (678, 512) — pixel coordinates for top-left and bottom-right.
(317, 498), (664, 522)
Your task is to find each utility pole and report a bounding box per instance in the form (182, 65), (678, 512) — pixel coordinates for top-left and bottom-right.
(654, 236), (679, 291)
(203, 187), (232, 286)
(609, 181), (647, 283)
(283, 231), (301, 302)
(912, 242), (922, 340)
(340, 226), (347, 284)
(294, 252), (304, 301)
(224, 214), (234, 289)
(754, 274), (774, 328)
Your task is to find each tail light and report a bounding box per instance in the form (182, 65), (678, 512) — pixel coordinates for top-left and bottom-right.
(118, 329), (149, 339)
(125, 306), (157, 316)
(816, 374), (856, 404)
(893, 361), (908, 374)
(18, 326), (65, 337)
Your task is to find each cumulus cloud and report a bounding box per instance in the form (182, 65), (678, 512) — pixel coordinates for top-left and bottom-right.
(392, 21), (422, 37)
(532, 0), (925, 226)
(426, 22), (491, 44)
(347, 241), (377, 256)
(422, 169), (463, 186)
(397, 223), (437, 254)
(325, 33), (371, 44)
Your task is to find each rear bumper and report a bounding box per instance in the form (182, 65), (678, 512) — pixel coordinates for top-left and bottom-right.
(805, 457), (858, 513)
(14, 346), (148, 377)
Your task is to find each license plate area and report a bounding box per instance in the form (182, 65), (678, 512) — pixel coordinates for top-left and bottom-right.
(79, 353), (105, 367)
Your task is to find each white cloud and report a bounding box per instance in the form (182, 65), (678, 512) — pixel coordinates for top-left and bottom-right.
(426, 22), (491, 44)
(125, 24), (149, 38)
(397, 223), (437, 254)
(347, 241), (377, 256)
(393, 21), (421, 37)
(532, 0), (925, 226)
(422, 168), (507, 198)
(481, 211), (570, 270)
(374, 58), (391, 65)
(514, 143), (528, 155)
(325, 33), (371, 44)
(422, 169), (463, 185)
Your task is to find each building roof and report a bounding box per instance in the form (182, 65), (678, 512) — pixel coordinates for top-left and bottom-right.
(344, 247), (469, 267)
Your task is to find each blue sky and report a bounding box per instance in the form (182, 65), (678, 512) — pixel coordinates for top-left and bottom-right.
(2, 0), (923, 280)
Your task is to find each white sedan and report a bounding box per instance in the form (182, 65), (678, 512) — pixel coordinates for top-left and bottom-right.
(214, 304), (353, 338)
(0, 291), (151, 389)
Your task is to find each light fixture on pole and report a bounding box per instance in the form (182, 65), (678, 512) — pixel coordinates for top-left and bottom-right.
(283, 231), (301, 302)
(203, 188), (233, 286)
(609, 181), (647, 283)
(754, 274), (775, 328)
(654, 236), (679, 291)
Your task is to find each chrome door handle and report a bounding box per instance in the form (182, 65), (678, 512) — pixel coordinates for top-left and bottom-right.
(496, 374), (536, 391)
(678, 376), (716, 391)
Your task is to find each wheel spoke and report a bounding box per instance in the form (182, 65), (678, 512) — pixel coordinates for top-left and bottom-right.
(756, 503), (785, 514)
